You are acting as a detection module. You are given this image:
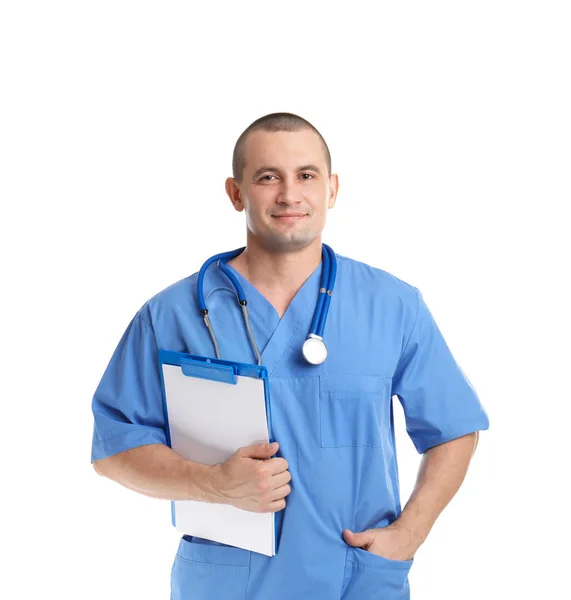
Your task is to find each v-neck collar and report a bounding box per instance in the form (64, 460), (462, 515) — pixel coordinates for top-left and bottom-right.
(222, 260), (323, 374)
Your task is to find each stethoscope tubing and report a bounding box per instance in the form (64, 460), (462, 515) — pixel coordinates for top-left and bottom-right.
(197, 248), (246, 312)
(311, 243), (336, 338)
(197, 244), (335, 364)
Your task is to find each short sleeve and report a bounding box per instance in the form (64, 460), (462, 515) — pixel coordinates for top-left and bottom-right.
(392, 287), (490, 454)
(90, 308), (167, 462)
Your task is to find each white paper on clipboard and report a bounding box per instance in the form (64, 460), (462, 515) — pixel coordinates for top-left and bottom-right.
(161, 362), (275, 556)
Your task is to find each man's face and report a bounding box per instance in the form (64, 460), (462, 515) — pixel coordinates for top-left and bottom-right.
(226, 129), (338, 252)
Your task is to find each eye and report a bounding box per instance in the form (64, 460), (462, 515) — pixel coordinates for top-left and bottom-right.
(260, 175), (277, 181)
(300, 173), (314, 180)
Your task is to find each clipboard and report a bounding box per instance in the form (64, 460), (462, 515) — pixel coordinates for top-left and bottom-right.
(158, 349), (276, 556)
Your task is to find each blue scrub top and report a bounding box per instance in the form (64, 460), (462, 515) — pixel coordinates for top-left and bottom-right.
(91, 252), (489, 600)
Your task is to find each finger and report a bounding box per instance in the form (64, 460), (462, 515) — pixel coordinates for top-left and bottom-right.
(264, 498), (287, 513)
(266, 457), (289, 475)
(343, 529), (374, 548)
(238, 442), (279, 459)
(270, 470), (292, 488)
(267, 483), (292, 502)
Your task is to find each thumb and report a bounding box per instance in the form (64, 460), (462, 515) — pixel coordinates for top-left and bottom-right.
(343, 528), (374, 549)
(239, 442), (279, 459)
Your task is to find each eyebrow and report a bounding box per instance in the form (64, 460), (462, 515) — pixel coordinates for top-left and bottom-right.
(251, 164), (322, 180)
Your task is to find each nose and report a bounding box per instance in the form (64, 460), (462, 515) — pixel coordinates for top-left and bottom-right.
(276, 177), (302, 206)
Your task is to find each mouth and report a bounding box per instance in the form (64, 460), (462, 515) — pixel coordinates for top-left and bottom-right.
(271, 214), (307, 221)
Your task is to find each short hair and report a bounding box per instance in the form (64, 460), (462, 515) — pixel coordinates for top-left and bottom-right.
(232, 112), (332, 183)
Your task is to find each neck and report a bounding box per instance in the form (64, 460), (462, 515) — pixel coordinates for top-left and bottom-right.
(228, 235), (323, 297)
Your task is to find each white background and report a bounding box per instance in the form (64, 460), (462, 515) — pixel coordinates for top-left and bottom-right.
(1, 1), (569, 598)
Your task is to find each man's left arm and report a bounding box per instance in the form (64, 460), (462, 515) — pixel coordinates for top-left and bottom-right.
(343, 431), (479, 560)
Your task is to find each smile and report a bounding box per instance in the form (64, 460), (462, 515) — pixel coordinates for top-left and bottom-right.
(272, 214), (307, 220)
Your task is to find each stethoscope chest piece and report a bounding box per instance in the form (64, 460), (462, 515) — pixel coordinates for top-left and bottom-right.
(302, 335), (328, 365)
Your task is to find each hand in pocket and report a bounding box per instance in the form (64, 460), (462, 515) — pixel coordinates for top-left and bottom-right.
(342, 525), (416, 562)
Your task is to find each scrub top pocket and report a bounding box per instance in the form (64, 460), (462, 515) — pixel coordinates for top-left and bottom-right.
(171, 536), (251, 600)
(319, 374), (391, 448)
(342, 547), (413, 600)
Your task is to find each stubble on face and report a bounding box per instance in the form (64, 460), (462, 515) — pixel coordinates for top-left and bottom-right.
(240, 129), (331, 254)
(252, 213), (317, 252)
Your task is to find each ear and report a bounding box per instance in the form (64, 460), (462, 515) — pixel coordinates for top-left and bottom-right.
(225, 177), (245, 212)
(327, 173), (339, 209)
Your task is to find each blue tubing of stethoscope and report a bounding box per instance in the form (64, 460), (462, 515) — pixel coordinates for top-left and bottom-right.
(218, 258), (247, 301)
(316, 244), (337, 337)
(309, 243), (330, 335)
(197, 247), (245, 311)
(310, 244), (336, 337)
(198, 243), (336, 336)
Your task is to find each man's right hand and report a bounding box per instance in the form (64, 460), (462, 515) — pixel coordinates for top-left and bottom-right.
(212, 442), (291, 513)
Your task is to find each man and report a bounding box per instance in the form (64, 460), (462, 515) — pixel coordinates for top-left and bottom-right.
(91, 112), (490, 599)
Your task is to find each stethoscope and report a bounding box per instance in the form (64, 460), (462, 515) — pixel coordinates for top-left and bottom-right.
(197, 244), (337, 366)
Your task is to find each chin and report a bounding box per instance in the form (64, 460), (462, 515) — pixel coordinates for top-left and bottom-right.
(263, 231), (317, 252)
